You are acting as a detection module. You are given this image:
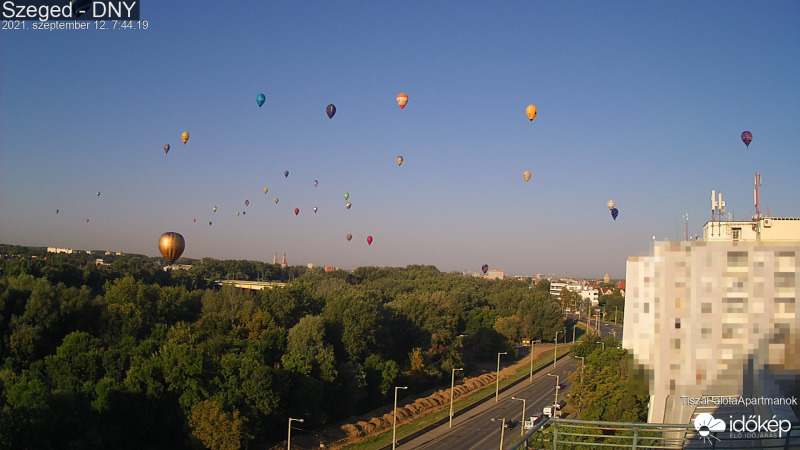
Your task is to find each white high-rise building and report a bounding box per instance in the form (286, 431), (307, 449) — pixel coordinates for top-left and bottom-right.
(624, 213), (800, 425)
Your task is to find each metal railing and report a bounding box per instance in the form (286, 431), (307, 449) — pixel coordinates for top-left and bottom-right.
(511, 417), (800, 449)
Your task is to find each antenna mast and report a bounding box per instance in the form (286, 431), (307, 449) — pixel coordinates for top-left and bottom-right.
(754, 172), (763, 240)
(683, 213), (689, 241)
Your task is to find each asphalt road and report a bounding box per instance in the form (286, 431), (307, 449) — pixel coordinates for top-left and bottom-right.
(399, 355), (577, 450)
(573, 312), (623, 340)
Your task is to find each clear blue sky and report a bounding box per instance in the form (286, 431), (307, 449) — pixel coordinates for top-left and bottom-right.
(2, 2), (799, 279)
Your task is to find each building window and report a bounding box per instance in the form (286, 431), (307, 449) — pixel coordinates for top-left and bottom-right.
(644, 303), (649, 313)
(701, 303), (712, 314)
(671, 338), (681, 350)
(732, 228), (741, 240)
(675, 319), (681, 329)
(701, 327), (711, 338)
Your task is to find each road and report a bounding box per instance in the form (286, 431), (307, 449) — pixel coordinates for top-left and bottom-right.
(573, 312), (623, 340)
(399, 355), (577, 450)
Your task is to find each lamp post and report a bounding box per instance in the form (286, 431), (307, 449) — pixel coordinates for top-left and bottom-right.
(393, 386), (408, 450)
(574, 356), (585, 382)
(614, 306), (618, 326)
(553, 331), (561, 369)
(449, 368), (463, 428)
(491, 418), (506, 450)
(495, 352), (507, 402)
(511, 396), (527, 436)
(529, 339), (541, 383)
(547, 373), (560, 411)
(287, 418), (304, 450)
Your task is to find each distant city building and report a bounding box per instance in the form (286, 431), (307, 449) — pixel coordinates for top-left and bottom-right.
(603, 273), (610, 283)
(624, 212), (799, 425)
(47, 247), (74, 254)
(281, 252), (287, 268)
(486, 269), (505, 280)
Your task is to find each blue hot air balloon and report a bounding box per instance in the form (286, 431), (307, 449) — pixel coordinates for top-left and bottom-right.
(256, 93), (266, 108)
(481, 264), (489, 274)
(611, 208), (619, 221)
(284, 170), (289, 178)
(326, 104), (336, 119)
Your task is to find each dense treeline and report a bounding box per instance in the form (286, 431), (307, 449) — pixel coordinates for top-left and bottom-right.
(0, 246), (563, 449)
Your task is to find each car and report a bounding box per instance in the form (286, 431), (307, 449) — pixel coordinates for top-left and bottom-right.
(556, 382), (565, 390)
(504, 419), (517, 429)
(524, 415), (543, 429)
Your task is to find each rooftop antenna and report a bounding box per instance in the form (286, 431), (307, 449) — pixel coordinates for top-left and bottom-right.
(710, 189), (725, 237)
(683, 213), (689, 241)
(754, 172), (762, 240)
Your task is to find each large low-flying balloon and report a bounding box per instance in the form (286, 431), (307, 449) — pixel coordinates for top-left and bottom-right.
(284, 170), (289, 178)
(181, 131), (189, 144)
(345, 202), (352, 210)
(611, 208), (619, 221)
(294, 208), (300, 216)
(346, 233), (353, 241)
(741, 131), (753, 148)
(245, 200), (249, 207)
(523, 171), (532, 183)
(367, 236), (373, 245)
(158, 232), (185, 265)
(164, 144), (170, 154)
(326, 104), (336, 119)
(256, 93), (266, 108)
(607, 200), (615, 210)
(526, 104), (537, 121)
(481, 264), (489, 274)
(396, 93), (408, 109)
(397, 156), (404, 166)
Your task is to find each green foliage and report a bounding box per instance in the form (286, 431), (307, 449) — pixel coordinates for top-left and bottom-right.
(0, 247), (570, 448)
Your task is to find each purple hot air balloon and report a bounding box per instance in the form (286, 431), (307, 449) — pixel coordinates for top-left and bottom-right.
(741, 131), (753, 149)
(481, 264), (489, 274)
(611, 207), (619, 221)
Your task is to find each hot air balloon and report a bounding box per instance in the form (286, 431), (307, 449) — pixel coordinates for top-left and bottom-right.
(741, 131), (753, 148)
(263, 188), (268, 194)
(236, 212), (240, 216)
(526, 105), (537, 121)
(611, 208), (619, 221)
(56, 209), (59, 214)
(181, 131), (189, 144)
(242, 211), (246, 215)
(245, 200), (249, 207)
(274, 198), (279, 204)
(346, 202), (352, 210)
(96, 192), (100, 196)
(314, 180), (319, 187)
(481, 264), (489, 274)
(164, 144), (170, 154)
(86, 219), (89, 223)
(326, 104), (336, 119)
(344, 192), (349, 201)
(367, 236), (373, 245)
(209, 221), (212, 226)
(158, 232), (185, 265)
(607, 200), (615, 210)
(523, 171), (532, 183)
(213, 206), (217, 212)
(397, 156), (404, 166)
(256, 93), (266, 108)
(396, 93), (408, 109)
(346, 233), (353, 241)
(313, 207), (318, 213)
(294, 208), (300, 216)
(284, 170), (289, 178)
(193, 218), (196, 223)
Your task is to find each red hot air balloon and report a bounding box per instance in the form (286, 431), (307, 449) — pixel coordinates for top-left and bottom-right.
(294, 208), (300, 216)
(346, 234), (353, 241)
(367, 236), (373, 245)
(741, 131), (753, 148)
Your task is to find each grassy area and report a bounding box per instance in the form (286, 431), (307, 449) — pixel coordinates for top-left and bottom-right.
(343, 345), (573, 449)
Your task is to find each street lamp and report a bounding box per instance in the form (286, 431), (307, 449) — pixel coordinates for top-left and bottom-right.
(547, 373), (560, 412)
(529, 339), (541, 383)
(553, 331), (561, 369)
(393, 386), (408, 450)
(287, 417), (304, 450)
(511, 397), (527, 436)
(449, 368), (463, 428)
(496, 352), (507, 402)
(574, 356), (585, 382)
(491, 418), (506, 450)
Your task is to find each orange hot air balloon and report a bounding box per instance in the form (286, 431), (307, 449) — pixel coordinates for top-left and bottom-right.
(397, 156), (404, 166)
(181, 131), (190, 144)
(158, 232), (185, 264)
(396, 93), (408, 109)
(523, 171), (532, 183)
(525, 105), (537, 121)
(346, 233), (353, 241)
(367, 236), (373, 245)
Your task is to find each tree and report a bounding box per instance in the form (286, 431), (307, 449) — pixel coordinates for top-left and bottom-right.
(188, 399), (249, 450)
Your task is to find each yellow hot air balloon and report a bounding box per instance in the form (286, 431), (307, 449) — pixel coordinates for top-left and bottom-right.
(397, 93), (408, 109)
(523, 171), (532, 183)
(397, 156), (404, 166)
(525, 105), (537, 121)
(181, 131), (190, 144)
(263, 188), (268, 195)
(158, 232), (185, 265)
(607, 200), (616, 210)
